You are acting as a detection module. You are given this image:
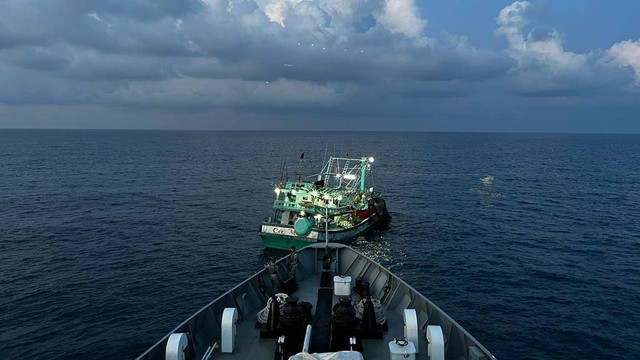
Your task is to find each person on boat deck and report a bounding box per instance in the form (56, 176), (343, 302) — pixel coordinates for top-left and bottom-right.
(287, 245), (299, 280)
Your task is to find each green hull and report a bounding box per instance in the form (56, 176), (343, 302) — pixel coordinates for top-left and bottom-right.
(259, 234), (322, 250)
(259, 201), (390, 250)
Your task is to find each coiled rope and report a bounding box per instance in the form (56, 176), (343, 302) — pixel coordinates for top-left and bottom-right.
(256, 293), (289, 324)
(356, 297), (386, 325)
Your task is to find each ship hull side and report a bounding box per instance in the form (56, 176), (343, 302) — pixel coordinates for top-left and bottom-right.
(260, 199), (390, 250)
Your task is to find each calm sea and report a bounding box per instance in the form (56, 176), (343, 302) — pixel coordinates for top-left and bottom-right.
(1, 130), (639, 359)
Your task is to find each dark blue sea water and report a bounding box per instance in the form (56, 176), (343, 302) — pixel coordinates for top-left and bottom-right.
(1, 130), (639, 359)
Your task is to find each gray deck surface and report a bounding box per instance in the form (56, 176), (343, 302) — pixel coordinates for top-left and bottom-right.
(138, 245), (496, 360)
(215, 272), (424, 360)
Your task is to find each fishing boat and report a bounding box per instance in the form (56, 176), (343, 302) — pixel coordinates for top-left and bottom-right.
(259, 156), (390, 250)
(136, 243), (497, 360)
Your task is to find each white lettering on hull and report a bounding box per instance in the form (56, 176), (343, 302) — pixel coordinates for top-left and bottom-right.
(262, 225), (318, 239)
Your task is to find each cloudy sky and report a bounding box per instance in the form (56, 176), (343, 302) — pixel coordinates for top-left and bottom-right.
(0, 0), (639, 132)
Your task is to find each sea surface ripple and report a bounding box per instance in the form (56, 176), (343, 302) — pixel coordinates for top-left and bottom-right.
(1, 130), (639, 359)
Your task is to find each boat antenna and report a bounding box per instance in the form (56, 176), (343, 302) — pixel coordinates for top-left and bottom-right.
(279, 159), (286, 184)
(322, 147), (328, 175)
(360, 156), (367, 193)
(297, 151), (304, 181)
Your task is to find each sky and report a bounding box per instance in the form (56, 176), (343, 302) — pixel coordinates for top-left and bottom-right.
(0, 0), (639, 132)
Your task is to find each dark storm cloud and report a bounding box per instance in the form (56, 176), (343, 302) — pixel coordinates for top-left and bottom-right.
(3, 46), (71, 72)
(0, 0), (638, 131)
(397, 33), (514, 82)
(81, 0), (206, 21)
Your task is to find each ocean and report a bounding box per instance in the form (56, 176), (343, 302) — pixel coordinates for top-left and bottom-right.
(1, 130), (638, 359)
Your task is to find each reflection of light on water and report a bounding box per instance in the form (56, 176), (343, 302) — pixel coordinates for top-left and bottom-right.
(471, 175), (503, 206)
(470, 188), (504, 198)
(351, 233), (406, 274)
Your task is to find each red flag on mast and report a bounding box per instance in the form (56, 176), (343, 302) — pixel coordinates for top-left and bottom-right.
(299, 152), (305, 159)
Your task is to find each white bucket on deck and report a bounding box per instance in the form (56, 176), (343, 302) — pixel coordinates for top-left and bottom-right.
(333, 275), (352, 296)
(388, 340), (416, 360)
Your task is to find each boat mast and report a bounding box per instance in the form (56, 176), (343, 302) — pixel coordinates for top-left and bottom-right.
(360, 157), (366, 192)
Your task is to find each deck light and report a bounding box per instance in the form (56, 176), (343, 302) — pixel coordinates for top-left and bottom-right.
(275, 187), (281, 197)
(368, 157), (374, 163)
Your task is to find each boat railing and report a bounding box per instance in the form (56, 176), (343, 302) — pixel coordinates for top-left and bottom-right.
(272, 201), (358, 215)
(325, 244), (497, 360)
(138, 244), (496, 360)
(135, 257), (291, 360)
(273, 200), (304, 210)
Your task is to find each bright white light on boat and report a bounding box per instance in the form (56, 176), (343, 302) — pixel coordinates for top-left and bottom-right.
(368, 157), (374, 163)
(314, 214), (322, 220)
(275, 187), (281, 196)
(335, 174), (341, 178)
(369, 187), (374, 193)
(300, 211), (306, 216)
(343, 174), (356, 180)
(337, 195), (343, 201)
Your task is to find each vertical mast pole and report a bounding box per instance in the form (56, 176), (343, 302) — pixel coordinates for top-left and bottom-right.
(360, 157), (366, 192)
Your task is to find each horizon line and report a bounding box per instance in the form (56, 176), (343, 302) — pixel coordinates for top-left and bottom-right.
(1, 127), (639, 135)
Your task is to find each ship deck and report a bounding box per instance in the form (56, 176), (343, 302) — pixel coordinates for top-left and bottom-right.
(136, 244), (497, 360)
(214, 272), (408, 360)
